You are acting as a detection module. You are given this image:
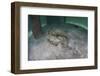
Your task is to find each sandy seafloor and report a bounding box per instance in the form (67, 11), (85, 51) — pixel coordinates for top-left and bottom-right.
(28, 24), (88, 61)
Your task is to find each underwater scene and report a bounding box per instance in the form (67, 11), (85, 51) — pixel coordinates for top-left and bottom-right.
(28, 15), (88, 61)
